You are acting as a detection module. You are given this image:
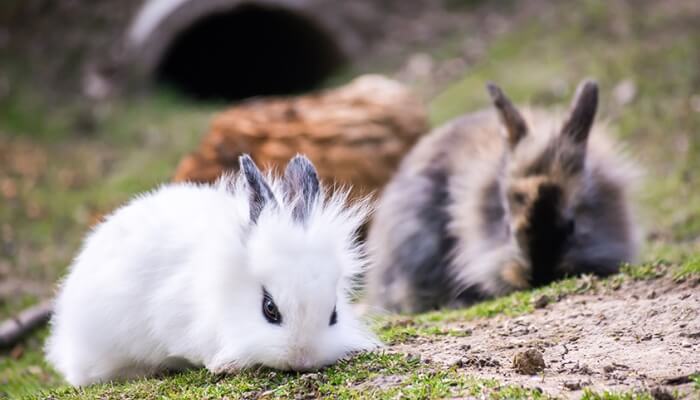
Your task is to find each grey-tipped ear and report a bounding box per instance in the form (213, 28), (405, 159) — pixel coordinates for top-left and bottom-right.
(561, 80), (598, 143)
(283, 154), (320, 223)
(239, 154), (277, 223)
(487, 82), (528, 149)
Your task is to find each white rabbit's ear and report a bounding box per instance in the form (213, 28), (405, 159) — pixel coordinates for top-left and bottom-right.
(283, 154), (320, 223)
(239, 154), (277, 223)
(487, 82), (528, 150)
(561, 79), (598, 144)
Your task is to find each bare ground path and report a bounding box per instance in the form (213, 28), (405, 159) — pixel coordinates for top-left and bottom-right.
(390, 277), (700, 398)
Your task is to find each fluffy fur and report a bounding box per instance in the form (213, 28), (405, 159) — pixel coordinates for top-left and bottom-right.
(366, 80), (641, 313)
(46, 155), (378, 386)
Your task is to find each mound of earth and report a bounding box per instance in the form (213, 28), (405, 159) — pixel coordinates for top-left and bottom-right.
(390, 277), (700, 397)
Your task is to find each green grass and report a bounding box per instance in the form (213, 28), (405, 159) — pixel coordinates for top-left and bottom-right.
(692, 373), (700, 391)
(0, 91), (217, 303)
(27, 353), (552, 400)
(673, 256), (700, 280)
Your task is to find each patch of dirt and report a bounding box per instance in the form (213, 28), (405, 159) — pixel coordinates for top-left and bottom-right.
(390, 278), (700, 397)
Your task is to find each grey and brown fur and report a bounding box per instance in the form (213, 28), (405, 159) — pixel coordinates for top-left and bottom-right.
(366, 80), (641, 313)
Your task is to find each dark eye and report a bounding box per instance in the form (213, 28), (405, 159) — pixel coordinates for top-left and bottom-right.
(262, 289), (282, 325)
(510, 191), (527, 207)
(329, 306), (338, 326)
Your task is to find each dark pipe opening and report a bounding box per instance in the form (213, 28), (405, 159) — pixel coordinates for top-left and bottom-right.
(155, 4), (346, 101)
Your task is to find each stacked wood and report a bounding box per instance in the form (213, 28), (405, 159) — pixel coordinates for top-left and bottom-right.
(173, 75), (428, 199)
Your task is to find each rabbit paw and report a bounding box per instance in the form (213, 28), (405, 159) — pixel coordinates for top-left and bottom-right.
(206, 351), (244, 376)
(207, 361), (241, 376)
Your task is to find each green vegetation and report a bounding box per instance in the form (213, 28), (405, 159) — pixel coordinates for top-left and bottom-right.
(2, 0), (699, 399)
(28, 353), (552, 400)
(692, 373), (700, 391)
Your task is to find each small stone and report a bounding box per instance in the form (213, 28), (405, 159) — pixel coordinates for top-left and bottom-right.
(575, 364), (594, 375)
(513, 349), (546, 375)
(563, 380), (582, 391)
(405, 353), (421, 363)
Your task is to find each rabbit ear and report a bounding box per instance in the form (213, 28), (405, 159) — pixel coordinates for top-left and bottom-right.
(487, 82), (528, 149)
(239, 154), (277, 224)
(560, 80), (598, 143)
(283, 154), (320, 223)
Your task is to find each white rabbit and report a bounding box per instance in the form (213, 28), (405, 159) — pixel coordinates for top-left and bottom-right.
(45, 154), (378, 386)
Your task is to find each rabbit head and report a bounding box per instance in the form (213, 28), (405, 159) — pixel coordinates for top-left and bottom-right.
(487, 80), (599, 285)
(230, 155), (378, 371)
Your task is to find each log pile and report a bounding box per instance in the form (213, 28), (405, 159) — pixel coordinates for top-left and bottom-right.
(173, 75), (428, 198)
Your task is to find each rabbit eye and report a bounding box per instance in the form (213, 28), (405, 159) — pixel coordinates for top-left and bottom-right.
(329, 306), (338, 326)
(262, 288), (282, 325)
(510, 191), (527, 206)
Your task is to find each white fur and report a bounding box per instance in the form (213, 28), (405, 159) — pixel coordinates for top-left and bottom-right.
(46, 171), (378, 386)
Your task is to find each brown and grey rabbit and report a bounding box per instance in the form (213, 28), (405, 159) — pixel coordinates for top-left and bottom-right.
(366, 80), (641, 313)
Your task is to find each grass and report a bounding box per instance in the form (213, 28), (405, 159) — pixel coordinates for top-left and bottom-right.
(0, 89), (218, 312)
(692, 373), (700, 391)
(673, 256), (700, 280)
(21, 353), (552, 400)
(2, 0), (700, 399)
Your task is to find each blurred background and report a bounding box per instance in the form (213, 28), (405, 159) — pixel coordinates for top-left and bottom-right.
(1, 0), (699, 396)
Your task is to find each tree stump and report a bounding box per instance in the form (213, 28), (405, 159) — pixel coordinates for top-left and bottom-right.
(173, 75), (428, 199)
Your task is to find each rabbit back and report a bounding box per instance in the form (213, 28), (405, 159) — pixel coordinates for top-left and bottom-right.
(366, 111), (504, 313)
(46, 181), (249, 385)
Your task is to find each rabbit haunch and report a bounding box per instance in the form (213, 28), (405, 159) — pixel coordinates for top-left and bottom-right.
(46, 155), (378, 386)
(367, 80), (640, 313)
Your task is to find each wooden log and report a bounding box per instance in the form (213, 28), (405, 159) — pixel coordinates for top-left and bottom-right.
(0, 300), (52, 348)
(173, 74), (428, 199)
